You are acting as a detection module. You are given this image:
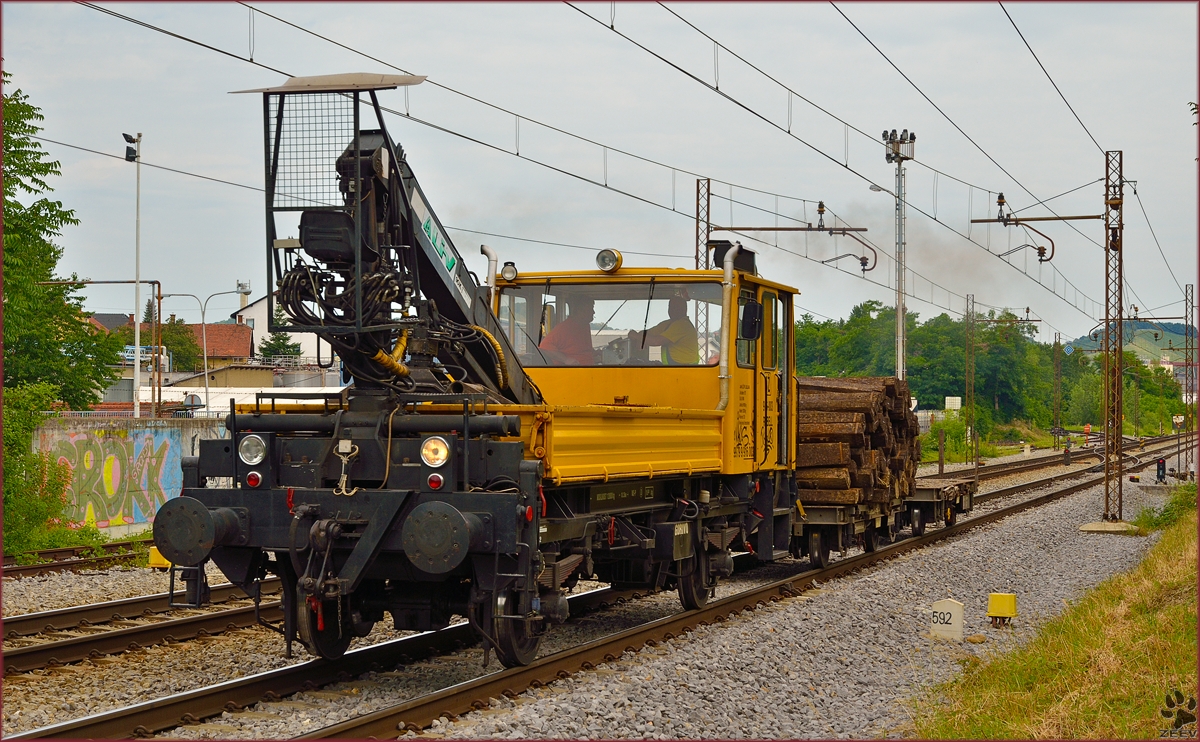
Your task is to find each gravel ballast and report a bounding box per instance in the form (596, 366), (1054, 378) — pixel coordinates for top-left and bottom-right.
(1, 479), (1171, 739)
(433, 481), (1167, 740)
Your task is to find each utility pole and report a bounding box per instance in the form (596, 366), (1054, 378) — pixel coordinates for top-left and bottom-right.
(695, 179), (711, 355)
(883, 129), (914, 380)
(124, 133), (143, 417)
(1101, 151), (1124, 520)
(1053, 331), (1063, 448)
(1187, 283), (1195, 479)
(965, 294), (976, 482)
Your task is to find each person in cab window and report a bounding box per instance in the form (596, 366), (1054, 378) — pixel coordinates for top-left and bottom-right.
(539, 296), (596, 365)
(630, 296), (698, 365)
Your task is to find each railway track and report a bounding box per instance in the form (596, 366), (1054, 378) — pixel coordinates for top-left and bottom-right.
(919, 432), (1186, 484)
(2, 539), (153, 579)
(12, 440), (1186, 741)
(2, 579), (283, 673)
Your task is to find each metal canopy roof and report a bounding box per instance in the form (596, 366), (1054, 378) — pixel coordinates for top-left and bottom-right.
(231, 72), (426, 94)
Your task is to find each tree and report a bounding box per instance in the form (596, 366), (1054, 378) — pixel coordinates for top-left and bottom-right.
(258, 304), (302, 359)
(3, 71), (122, 408)
(142, 298), (157, 325)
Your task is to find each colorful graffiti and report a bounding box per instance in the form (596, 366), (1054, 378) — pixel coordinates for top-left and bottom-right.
(42, 426), (184, 529)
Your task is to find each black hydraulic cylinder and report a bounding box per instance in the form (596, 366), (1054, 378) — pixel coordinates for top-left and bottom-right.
(226, 412), (521, 437)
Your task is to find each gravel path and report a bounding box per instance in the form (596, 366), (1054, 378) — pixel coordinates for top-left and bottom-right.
(428, 481), (1167, 740)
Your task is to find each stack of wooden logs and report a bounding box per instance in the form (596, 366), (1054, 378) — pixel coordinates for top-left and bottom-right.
(794, 376), (921, 505)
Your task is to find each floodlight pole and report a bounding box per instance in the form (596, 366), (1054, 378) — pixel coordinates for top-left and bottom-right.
(883, 129), (914, 380)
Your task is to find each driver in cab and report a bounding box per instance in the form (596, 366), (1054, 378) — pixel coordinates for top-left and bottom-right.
(629, 297), (699, 365)
(539, 296), (596, 365)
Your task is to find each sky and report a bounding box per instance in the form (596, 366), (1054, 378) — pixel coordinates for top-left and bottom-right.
(3, 2), (1196, 345)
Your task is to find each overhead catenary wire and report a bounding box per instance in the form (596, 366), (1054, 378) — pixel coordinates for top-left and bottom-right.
(74, 0), (1100, 328)
(999, 2), (1105, 155)
(569, 2), (1105, 323)
(1129, 186), (1185, 297)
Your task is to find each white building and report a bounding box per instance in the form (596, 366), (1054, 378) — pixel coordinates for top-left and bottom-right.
(232, 295), (329, 360)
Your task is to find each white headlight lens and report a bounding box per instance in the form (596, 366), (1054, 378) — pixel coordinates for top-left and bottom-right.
(238, 435), (267, 466)
(500, 262), (518, 281)
(596, 249), (623, 272)
(421, 436), (451, 467)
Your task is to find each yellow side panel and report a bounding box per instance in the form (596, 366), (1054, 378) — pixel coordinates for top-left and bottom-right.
(543, 407), (724, 484)
(526, 367), (720, 409)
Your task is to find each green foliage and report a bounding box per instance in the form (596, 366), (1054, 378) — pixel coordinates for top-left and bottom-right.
(258, 304), (302, 359)
(1134, 483), (1197, 532)
(2, 383), (108, 555)
(3, 71), (122, 408)
(142, 298), (157, 325)
(114, 316), (203, 373)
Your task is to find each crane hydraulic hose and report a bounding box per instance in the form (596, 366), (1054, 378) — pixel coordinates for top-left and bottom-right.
(373, 330), (410, 378)
(472, 325), (509, 390)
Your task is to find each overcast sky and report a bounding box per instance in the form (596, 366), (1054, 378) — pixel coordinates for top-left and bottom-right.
(3, 2), (1196, 343)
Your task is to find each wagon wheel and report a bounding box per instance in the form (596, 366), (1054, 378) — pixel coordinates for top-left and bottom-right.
(861, 526), (878, 553)
(489, 589), (541, 668)
(677, 552), (710, 611)
(910, 507), (926, 537)
(808, 530), (830, 569)
(297, 595), (353, 660)
(944, 504), (958, 527)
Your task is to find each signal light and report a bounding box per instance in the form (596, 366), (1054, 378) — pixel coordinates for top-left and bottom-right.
(525, 506), (534, 522)
(428, 473), (444, 490)
(246, 471), (262, 488)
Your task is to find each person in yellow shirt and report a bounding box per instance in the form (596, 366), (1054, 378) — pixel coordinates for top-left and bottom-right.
(629, 297), (699, 365)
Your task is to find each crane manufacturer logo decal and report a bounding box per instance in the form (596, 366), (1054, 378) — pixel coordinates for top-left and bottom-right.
(410, 191), (473, 308)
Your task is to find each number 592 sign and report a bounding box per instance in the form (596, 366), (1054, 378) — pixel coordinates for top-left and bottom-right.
(930, 598), (964, 641)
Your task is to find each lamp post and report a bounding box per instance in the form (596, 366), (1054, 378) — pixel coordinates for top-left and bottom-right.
(123, 133), (142, 416)
(164, 285), (252, 413)
(877, 127), (914, 380)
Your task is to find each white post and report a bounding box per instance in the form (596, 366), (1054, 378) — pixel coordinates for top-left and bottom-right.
(133, 133), (142, 417)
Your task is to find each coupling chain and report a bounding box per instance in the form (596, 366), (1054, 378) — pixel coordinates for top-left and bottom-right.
(333, 444), (361, 497)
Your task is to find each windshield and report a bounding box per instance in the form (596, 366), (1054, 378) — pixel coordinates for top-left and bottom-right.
(498, 281), (721, 367)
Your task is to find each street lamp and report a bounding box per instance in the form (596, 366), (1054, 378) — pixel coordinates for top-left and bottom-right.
(164, 284), (252, 414)
(878, 127), (914, 380)
(123, 132), (142, 416)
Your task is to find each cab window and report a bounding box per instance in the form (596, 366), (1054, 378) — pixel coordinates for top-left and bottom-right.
(736, 289), (756, 368)
(761, 292), (778, 370)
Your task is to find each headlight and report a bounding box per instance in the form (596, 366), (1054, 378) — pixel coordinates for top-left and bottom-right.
(421, 436), (450, 467)
(596, 249), (623, 272)
(238, 435), (267, 466)
(500, 261), (518, 281)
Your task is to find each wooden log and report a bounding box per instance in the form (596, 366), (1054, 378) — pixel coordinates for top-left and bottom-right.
(796, 467), (852, 490)
(797, 411), (865, 425)
(797, 392), (884, 412)
(796, 488), (863, 505)
(796, 442), (850, 467)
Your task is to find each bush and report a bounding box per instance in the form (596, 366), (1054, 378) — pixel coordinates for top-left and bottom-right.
(2, 382), (109, 555)
(1133, 482), (1198, 532)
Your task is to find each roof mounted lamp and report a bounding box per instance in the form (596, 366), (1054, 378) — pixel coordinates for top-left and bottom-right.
(596, 249), (623, 273)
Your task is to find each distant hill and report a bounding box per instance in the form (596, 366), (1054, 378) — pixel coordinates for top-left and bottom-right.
(1068, 321), (1196, 364)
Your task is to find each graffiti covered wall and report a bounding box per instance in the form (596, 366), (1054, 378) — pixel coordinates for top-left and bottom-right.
(34, 418), (226, 536)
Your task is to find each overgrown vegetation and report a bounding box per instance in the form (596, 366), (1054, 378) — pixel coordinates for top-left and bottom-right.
(913, 486), (1197, 738)
(2, 384), (107, 555)
(796, 301), (1191, 439)
(1133, 482), (1197, 532)
(3, 72), (115, 555)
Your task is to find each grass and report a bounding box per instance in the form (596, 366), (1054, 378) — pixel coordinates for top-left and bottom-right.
(912, 485), (1198, 739)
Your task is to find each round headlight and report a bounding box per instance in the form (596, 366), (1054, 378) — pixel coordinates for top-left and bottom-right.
(596, 249), (623, 272)
(500, 261), (518, 281)
(421, 436), (450, 467)
(238, 435), (267, 466)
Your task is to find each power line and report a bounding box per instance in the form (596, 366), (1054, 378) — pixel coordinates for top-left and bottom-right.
(73, 1), (1089, 327)
(569, 2), (1104, 323)
(442, 226), (690, 259)
(1129, 186), (1185, 296)
(829, 3), (1117, 267)
(1011, 178), (1102, 214)
(999, 2), (1104, 155)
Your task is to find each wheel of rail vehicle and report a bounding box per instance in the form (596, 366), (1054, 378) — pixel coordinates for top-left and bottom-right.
(677, 552), (710, 611)
(861, 526), (878, 553)
(910, 507), (926, 537)
(297, 595), (354, 660)
(490, 589), (541, 667)
(808, 530), (830, 569)
(944, 503), (958, 527)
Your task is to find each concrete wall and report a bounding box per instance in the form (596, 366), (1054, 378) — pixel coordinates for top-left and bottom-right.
(34, 418), (228, 539)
